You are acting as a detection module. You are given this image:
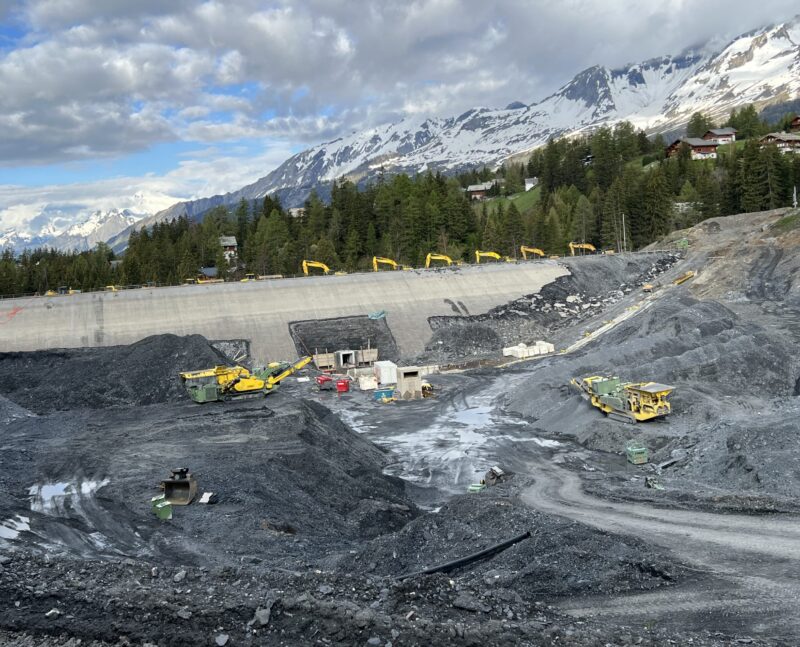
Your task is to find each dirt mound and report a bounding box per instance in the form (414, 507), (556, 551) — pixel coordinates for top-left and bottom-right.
(420, 253), (679, 363)
(0, 334), (230, 413)
(0, 394), (33, 424)
(0, 552), (744, 647)
(425, 322), (503, 357)
(336, 489), (681, 598)
(0, 395), (416, 563)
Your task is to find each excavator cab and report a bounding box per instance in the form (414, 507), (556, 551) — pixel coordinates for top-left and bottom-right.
(161, 468), (197, 505)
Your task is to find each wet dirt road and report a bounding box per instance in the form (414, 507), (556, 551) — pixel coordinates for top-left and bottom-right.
(521, 457), (800, 641)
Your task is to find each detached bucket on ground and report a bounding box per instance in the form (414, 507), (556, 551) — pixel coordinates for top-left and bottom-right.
(161, 468), (197, 505)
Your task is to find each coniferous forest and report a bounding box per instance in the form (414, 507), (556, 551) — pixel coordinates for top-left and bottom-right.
(2, 107), (800, 297)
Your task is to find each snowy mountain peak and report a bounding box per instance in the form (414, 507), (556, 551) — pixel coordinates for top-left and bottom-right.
(9, 14), (799, 254)
(1, 207), (146, 252)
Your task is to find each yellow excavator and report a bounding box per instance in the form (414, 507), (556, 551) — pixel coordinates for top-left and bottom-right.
(425, 253), (454, 268)
(572, 375), (674, 423)
(372, 256), (404, 271)
(302, 260), (331, 276)
(520, 246), (545, 260)
(569, 242), (597, 256)
(475, 250), (502, 264)
(180, 356), (312, 403)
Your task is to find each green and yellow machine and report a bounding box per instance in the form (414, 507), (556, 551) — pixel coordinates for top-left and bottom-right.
(572, 375), (674, 423)
(180, 356), (311, 403)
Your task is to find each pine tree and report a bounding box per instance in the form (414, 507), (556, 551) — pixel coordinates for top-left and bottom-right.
(740, 140), (768, 213)
(762, 144), (788, 209)
(235, 199), (250, 254)
(481, 213), (504, 252)
(639, 168), (673, 245)
(503, 202), (524, 257)
(313, 237), (340, 268)
(686, 112), (714, 138)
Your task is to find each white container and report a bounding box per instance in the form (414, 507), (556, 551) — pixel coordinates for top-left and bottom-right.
(373, 360), (397, 385)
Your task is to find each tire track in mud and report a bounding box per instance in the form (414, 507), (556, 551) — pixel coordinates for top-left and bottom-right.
(520, 458), (800, 636)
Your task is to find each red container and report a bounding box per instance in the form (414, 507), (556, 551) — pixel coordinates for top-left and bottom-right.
(316, 375), (334, 390)
(335, 378), (350, 393)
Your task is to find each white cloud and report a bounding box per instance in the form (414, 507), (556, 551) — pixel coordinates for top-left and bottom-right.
(2, 0), (798, 167)
(1, 0), (799, 234)
(0, 141), (295, 234)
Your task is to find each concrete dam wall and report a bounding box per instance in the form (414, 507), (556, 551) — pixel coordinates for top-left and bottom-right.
(0, 262), (569, 362)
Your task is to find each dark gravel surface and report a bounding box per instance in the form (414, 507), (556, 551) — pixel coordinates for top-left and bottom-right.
(420, 253), (680, 364)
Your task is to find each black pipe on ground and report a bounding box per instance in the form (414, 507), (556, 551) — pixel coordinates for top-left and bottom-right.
(396, 530), (531, 581)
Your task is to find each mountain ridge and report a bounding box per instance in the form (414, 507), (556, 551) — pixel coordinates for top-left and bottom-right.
(5, 14), (800, 253)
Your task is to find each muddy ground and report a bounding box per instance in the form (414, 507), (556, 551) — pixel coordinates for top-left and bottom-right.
(3, 208), (800, 645)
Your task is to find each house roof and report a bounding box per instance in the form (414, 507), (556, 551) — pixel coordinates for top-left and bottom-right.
(682, 137), (718, 147)
(466, 182), (494, 192)
(669, 137), (718, 149)
(219, 236), (238, 247)
(705, 127), (737, 136)
(761, 132), (800, 142)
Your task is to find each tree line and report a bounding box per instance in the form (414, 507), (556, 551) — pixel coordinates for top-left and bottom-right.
(1, 105), (799, 296)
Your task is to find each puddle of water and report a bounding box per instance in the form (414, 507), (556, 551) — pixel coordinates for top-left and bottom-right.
(0, 515), (30, 540)
(29, 479), (110, 515)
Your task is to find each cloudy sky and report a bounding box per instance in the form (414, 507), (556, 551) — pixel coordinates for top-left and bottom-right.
(1, 0), (798, 233)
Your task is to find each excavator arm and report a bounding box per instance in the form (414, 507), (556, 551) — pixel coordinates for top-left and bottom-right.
(372, 256), (399, 272)
(520, 246), (545, 260)
(569, 242), (597, 256)
(475, 250), (502, 264)
(425, 253), (454, 268)
(302, 260), (331, 275)
(266, 356), (312, 388)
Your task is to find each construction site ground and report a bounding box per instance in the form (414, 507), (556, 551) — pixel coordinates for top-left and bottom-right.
(2, 208), (800, 645)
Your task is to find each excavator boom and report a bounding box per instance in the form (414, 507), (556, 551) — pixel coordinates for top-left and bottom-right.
(569, 242), (597, 256)
(302, 260), (331, 275)
(475, 250), (501, 264)
(520, 246), (545, 260)
(266, 356), (312, 387)
(425, 253), (454, 268)
(372, 256), (399, 272)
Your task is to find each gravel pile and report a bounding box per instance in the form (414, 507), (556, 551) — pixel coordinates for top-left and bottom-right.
(0, 334), (231, 413)
(420, 253), (680, 364)
(0, 526), (759, 647)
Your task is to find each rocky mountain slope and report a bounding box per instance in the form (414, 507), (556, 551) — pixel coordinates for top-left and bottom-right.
(0, 208), (145, 253)
(6, 15), (799, 253)
(143, 15), (800, 226)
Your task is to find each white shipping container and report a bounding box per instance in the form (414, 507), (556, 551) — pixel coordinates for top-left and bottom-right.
(373, 360), (398, 385)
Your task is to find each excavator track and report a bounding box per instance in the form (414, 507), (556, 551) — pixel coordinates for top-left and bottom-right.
(607, 411), (637, 424)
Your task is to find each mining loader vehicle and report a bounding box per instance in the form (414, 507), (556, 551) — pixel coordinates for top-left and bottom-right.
(571, 375), (674, 423)
(180, 356), (312, 403)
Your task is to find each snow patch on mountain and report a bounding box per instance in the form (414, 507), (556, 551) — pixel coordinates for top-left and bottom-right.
(1, 208), (146, 252)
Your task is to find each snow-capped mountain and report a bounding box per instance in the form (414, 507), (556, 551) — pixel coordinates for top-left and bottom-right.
(0, 208), (145, 252)
(6, 15), (798, 254)
(148, 15), (799, 223)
